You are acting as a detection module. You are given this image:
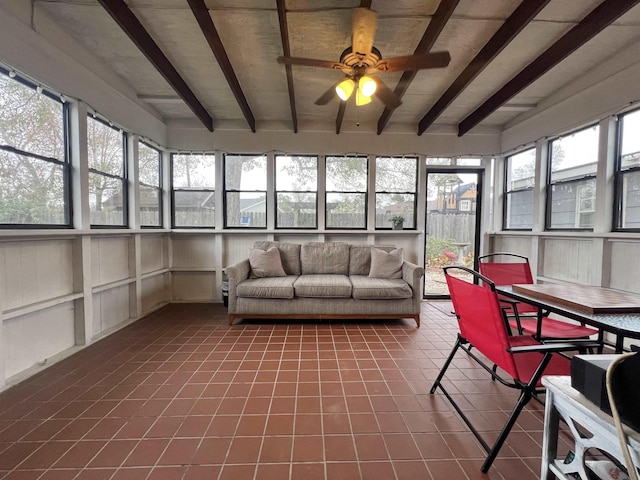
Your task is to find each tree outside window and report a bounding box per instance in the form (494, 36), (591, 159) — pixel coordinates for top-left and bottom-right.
(326, 155), (367, 229)
(138, 141), (162, 227)
(0, 71), (69, 226)
(375, 156), (417, 229)
(172, 153), (215, 227)
(224, 154), (267, 228)
(87, 116), (126, 226)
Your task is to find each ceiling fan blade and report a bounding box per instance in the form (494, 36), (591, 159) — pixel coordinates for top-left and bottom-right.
(373, 51), (451, 73)
(352, 7), (377, 56)
(277, 56), (343, 70)
(314, 81), (342, 105)
(372, 77), (401, 109)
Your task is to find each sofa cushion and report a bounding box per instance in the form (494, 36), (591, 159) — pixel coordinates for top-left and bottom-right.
(253, 241), (301, 275)
(249, 247), (286, 278)
(301, 242), (350, 275)
(349, 244), (397, 275)
(294, 274), (352, 298)
(236, 276), (297, 299)
(350, 275), (413, 300)
(369, 248), (403, 279)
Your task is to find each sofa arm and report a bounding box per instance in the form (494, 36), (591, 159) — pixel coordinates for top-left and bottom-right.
(224, 259), (250, 313)
(402, 261), (425, 301)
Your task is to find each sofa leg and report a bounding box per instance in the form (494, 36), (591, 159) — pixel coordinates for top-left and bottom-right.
(228, 314), (235, 326)
(414, 315), (420, 328)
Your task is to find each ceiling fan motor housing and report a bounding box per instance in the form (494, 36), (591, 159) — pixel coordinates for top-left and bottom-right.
(339, 46), (382, 68)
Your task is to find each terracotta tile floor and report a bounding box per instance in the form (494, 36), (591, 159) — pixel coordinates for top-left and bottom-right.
(0, 302), (575, 479)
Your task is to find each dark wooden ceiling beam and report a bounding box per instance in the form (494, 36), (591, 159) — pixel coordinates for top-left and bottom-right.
(96, 0), (213, 132)
(376, 0), (460, 135)
(276, 0), (298, 133)
(458, 0), (640, 137)
(417, 0), (550, 136)
(187, 0), (256, 133)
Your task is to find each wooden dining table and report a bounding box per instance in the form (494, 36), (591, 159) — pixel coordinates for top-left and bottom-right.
(494, 283), (640, 353)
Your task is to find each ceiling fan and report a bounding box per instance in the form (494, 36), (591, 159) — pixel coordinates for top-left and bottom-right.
(277, 7), (451, 109)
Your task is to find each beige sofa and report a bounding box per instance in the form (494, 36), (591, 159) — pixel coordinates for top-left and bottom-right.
(224, 241), (425, 327)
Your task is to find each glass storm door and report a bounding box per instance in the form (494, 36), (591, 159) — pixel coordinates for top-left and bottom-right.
(424, 169), (483, 298)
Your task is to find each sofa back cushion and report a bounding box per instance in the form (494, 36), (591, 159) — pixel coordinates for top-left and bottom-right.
(252, 241), (301, 275)
(349, 244), (397, 275)
(369, 247), (403, 279)
(249, 247), (286, 278)
(300, 242), (350, 275)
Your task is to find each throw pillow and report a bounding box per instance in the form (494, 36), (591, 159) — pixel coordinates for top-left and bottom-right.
(249, 247), (286, 278)
(369, 247), (403, 279)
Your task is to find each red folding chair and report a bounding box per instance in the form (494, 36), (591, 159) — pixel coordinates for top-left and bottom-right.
(478, 252), (598, 340)
(431, 266), (599, 472)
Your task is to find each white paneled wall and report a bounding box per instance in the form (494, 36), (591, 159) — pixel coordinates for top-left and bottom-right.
(4, 302), (75, 379)
(0, 232), (170, 390)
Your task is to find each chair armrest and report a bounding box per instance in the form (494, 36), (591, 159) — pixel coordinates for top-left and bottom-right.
(224, 259), (251, 313)
(510, 341), (600, 354)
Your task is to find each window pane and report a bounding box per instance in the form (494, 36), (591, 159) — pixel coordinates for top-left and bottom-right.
(620, 170), (640, 228)
(276, 156), (317, 190)
(277, 192), (317, 228)
(326, 193), (365, 228)
(426, 157), (451, 165)
(0, 75), (65, 160)
(87, 117), (124, 176)
(375, 157), (416, 191)
(0, 150), (67, 224)
(89, 172), (124, 225)
(174, 190), (215, 227)
(376, 193), (415, 228)
(548, 178), (595, 229)
(550, 126), (599, 181)
(505, 190), (533, 229)
(173, 154), (215, 188)
(139, 142), (160, 186)
(139, 185), (161, 227)
(620, 109), (640, 169)
(225, 154), (267, 190)
(457, 157), (481, 166)
(226, 192), (266, 227)
(507, 149), (535, 190)
(326, 156), (367, 191)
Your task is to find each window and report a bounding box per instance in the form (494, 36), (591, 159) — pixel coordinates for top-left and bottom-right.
(138, 141), (162, 227)
(171, 153), (215, 227)
(0, 69), (70, 227)
(224, 154), (267, 228)
(547, 125), (599, 230)
(456, 157), (481, 166)
(427, 157), (451, 165)
(460, 200), (471, 211)
(275, 155), (317, 228)
(615, 108), (640, 230)
(504, 148), (535, 230)
(87, 116), (126, 227)
(375, 156), (417, 229)
(326, 155), (367, 229)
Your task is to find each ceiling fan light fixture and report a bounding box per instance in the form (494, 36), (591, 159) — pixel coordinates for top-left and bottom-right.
(335, 78), (355, 101)
(355, 88), (372, 106)
(359, 76), (376, 97)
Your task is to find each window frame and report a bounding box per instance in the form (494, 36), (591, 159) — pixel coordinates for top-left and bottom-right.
(170, 152), (216, 229)
(374, 155), (418, 230)
(138, 140), (163, 229)
(223, 153), (268, 229)
(503, 148), (535, 231)
(87, 115), (128, 228)
(545, 124), (599, 231)
(325, 154), (368, 230)
(614, 108), (640, 232)
(274, 154), (318, 230)
(0, 68), (72, 229)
